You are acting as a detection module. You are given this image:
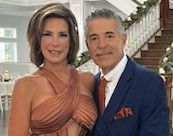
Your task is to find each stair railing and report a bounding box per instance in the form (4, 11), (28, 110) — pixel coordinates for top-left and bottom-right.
(125, 0), (161, 56)
(78, 0), (161, 74)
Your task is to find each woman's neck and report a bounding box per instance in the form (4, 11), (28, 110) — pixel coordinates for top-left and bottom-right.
(42, 62), (70, 71)
(41, 63), (72, 84)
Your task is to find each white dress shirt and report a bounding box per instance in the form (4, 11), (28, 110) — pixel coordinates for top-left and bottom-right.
(100, 55), (128, 107)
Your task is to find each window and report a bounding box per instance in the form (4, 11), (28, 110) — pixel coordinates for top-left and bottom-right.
(0, 27), (17, 62)
(0, 28), (17, 38)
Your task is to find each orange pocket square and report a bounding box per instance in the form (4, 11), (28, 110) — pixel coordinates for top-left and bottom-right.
(114, 107), (133, 120)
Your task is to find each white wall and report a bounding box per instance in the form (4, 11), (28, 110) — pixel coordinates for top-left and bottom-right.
(84, 1), (127, 21)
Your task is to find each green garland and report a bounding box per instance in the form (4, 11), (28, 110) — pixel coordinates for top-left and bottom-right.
(75, 0), (159, 67)
(124, 0), (158, 29)
(159, 43), (173, 75)
(75, 51), (90, 67)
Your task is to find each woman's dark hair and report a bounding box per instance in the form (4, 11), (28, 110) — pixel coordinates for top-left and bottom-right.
(27, 2), (79, 67)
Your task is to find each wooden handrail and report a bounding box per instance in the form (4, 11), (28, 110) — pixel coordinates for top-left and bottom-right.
(131, 0), (142, 6)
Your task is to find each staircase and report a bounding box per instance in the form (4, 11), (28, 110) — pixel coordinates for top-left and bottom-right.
(134, 9), (173, 72)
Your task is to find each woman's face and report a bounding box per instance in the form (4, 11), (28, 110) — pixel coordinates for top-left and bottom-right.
(40, 18), (70, 66)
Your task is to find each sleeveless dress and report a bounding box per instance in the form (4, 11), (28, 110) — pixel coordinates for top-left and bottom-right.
(29, 68), (97, 136)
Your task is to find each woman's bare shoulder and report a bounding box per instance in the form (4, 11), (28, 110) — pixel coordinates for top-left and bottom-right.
(77, 70), (96, 93)
(14, 69), (45, 86)
(78, 71), (95, 81)
(15, 74), (40, 87)
(12, 71), (44, 98)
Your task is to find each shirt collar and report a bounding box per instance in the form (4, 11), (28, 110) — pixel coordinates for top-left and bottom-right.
(101, 55), (128, 81)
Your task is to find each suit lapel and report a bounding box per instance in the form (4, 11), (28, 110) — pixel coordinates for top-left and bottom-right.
(99, 58), (135, 133)
(94, 73), (101, 110)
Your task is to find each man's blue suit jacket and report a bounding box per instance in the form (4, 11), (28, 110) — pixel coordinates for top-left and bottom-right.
(92, 57), (169, 136)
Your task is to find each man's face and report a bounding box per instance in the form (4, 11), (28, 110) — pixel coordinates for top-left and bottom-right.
(86, 18), (126, 74)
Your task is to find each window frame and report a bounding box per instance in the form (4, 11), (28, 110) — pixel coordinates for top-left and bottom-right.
(0, 27), (17, 62)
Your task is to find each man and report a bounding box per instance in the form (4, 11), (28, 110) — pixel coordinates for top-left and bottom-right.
(85, 9), (169, 136)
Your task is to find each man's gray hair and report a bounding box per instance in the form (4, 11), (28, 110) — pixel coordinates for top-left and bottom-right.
(85, 9), (125, 36)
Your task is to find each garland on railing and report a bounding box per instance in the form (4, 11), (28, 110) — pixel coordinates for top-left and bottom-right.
(124, 0), (158, 29)
(159, 42), (173, 75)
(75, 0), (159, 67)
(75, 51), (90, 67)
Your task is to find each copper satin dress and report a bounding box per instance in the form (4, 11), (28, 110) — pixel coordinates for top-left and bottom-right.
(29, 68), (97, 136)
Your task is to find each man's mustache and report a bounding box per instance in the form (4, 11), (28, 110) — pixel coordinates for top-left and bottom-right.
(96, 48), (112, 56)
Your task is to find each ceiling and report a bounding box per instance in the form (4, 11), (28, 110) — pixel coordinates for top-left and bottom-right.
(0, 0), (135, 16)
(0, 0), (69, 16)
(0, 0), (69, 6)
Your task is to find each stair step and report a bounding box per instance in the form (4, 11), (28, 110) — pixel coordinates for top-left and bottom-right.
(148, 43), (170, 50)
(155, 35), (173, 42)
(141, 50), (165, 57)
(169, 12), (173, 16)
(137, 65), (158, 72)
(167, 20), (173, 23)
(162, 30), (173, 35)
(164, 23), (173, 30)
(167, 19), (173, 23)
(169, 9), (173, 14)
(169, 14), (173, 18)
(164, 21), (173, 29)
(165, 22), (173, 28)
(134, 57), (160, 65)
(169, 15), (173, 19)
(143, 65), (158, 72)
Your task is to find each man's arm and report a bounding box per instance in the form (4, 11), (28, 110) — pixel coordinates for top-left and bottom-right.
(139, 76), (169, 136)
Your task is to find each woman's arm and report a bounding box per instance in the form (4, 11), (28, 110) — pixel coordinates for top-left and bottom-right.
(8, 78), (33, 136)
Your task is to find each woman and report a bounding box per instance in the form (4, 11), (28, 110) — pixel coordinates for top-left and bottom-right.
(8, 2), (97, 136)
